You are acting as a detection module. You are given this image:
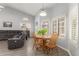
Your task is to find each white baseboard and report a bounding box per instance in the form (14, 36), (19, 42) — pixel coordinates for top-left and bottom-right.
(57, 45), (72, 56)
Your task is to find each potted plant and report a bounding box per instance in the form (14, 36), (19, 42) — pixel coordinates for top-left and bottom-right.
(37, 28), (48, 36)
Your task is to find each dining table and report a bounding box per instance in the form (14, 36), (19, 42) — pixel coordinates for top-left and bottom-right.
(34, 35), (51, 52)
(34, 35), (51, 43)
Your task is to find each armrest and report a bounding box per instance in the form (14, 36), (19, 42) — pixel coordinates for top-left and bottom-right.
(8, 38), (20, 40)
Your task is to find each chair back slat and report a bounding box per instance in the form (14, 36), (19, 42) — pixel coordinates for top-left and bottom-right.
(50, 32), (58, 45)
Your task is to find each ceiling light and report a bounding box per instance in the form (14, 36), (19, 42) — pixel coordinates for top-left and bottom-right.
(40, 10), (47, 16)
(39, 3), (47, 16)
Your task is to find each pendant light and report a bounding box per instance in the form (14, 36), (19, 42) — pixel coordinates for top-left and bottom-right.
(40, 3), (47, 16)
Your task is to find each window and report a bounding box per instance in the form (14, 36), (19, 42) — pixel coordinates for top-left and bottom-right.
(71, 16), (78, 43)
(52, 17), (65, 38)
(58, 17), (65, 38)
(52, 19), (58, 33)
(41, 20), (49, 35)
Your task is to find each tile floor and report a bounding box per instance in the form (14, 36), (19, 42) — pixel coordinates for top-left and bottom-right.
(0, 38), (69, 56)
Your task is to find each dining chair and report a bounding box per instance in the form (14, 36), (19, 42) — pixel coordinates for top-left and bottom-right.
(32, 33), (37, 49)
(45, 32), (58, 54)
(33, 34), (43, 51)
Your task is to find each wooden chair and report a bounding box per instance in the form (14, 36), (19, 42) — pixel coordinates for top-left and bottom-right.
(33, 33), (43, 51)
(45, 32), (58, 54)
(32, 33), (37, 49)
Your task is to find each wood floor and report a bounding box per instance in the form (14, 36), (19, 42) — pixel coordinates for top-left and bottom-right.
(0, 38), (69, 56)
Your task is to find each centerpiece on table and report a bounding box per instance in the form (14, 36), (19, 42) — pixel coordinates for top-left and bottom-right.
(37, 28), (48, 36)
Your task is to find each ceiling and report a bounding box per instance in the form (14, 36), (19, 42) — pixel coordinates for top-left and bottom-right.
(1, 3), (55, 16)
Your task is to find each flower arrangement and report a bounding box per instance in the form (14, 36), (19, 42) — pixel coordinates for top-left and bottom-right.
(37, 28), (48, 36)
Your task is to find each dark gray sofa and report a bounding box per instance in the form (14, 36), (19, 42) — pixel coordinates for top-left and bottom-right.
(8, 32), (26, 49)
(0, 30), (27, 49)
(0, 30), (23, 40)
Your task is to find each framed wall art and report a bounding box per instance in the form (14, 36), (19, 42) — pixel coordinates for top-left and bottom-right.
(3, 21), (12, 27)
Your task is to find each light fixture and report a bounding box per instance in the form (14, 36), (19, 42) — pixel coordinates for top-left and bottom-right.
(39, 3), (47, 16)
(40, 9), (47, 16)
